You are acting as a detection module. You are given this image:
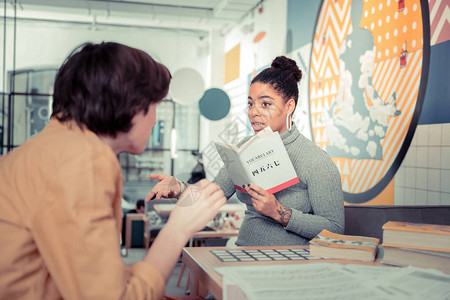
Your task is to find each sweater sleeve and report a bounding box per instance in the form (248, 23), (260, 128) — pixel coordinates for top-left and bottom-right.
(212, 166), (237, 200)
(285, 152), (345, 239)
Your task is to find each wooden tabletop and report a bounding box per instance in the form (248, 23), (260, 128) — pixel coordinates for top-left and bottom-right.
(153, 202), (246, 214)
(182, 246), (387, 300)
(192, 228), (239, 239)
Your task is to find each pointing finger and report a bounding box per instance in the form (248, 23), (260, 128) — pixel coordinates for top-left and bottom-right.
(149, 173), (166, 181)
(145, 191), (156, 202)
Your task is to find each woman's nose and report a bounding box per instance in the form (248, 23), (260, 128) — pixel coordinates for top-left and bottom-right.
(249, 105), (260, 116)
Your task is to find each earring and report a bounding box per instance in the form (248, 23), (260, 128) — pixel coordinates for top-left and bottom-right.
(286, 114), (292, 132)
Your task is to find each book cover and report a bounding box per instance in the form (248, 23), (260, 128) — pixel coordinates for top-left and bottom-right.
(382, 245), (450, 274)
(382, 221), (450, 251)
(214, 127), (299, 194)
(309, 229), (380, 262)
(383, 221), (450, 235)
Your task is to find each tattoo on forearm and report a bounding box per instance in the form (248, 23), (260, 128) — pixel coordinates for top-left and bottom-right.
(276, 204), (292, 226)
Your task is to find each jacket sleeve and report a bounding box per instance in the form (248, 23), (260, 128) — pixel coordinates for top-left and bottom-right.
(30, 148), (165, 300)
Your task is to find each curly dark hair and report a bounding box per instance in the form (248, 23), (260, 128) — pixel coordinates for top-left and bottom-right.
(251, 56), (302, 111)
(51, 42), (171, 137)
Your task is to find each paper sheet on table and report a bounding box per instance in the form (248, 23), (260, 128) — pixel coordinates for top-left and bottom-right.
(215, 262), (450, 300)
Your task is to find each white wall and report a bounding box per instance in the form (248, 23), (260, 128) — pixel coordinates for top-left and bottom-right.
(0, 17), (212, 190)
(199, 29), (226, 174)
(0, 19), (208, 92)
(203, 0), (288, 179)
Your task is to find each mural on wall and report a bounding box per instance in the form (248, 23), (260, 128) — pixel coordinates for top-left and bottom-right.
(222, 0), (447, 204)
(225, 44), (241, 84)
(287, 44), (312, 140)
(308, 0), (429, 203)
(287, 1), (323, 141)
(286, 0), (430, 204)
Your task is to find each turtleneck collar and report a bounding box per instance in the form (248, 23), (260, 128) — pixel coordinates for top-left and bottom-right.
(279, 122), (300, 145)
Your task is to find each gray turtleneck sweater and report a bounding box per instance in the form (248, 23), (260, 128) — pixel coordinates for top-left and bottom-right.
(213, 123), (345, 246)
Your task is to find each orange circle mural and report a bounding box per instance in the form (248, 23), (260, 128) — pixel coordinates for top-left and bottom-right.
(309, 0), (429, 203)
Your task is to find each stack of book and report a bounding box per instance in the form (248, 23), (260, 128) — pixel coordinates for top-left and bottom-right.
(309, 229), (380, 262)
(381, 221), (450, 273)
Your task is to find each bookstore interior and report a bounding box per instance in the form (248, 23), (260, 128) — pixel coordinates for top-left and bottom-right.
(1, 0), (450, 299)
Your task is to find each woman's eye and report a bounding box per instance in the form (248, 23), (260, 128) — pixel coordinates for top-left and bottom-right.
(247, 102), (254, 107)
(262, 102), (271, 107)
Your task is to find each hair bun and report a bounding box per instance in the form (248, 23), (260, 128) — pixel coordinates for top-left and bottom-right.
(271, 56), (302, 82)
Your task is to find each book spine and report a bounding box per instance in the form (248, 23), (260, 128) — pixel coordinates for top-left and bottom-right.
(382, 243), (450, 253)
(383, 222), (450, 235)
(236, 185), (246, 193)
(266, 177), (300, 194)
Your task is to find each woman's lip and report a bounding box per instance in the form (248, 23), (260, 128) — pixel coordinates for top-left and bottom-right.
(251, 122), (265, 131)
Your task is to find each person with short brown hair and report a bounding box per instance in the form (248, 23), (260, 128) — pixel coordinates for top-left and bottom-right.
(0, 42), (225, 299)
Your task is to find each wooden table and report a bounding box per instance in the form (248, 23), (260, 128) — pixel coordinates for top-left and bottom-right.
(153, 202), (246, 214)
(192, 228), (239, 239)
(182, 246), (386, 300)
(189, 227), (239, 247)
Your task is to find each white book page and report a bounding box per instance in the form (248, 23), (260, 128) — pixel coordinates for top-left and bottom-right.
(238, 126), (273, 151)
(214, 143), (250, 187)
(216, 263), (450, 300)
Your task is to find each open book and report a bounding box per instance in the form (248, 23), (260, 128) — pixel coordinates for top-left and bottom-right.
(214, 127), (299, 194)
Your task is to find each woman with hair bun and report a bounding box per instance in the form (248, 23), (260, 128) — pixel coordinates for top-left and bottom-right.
(149, 56), (344, 246)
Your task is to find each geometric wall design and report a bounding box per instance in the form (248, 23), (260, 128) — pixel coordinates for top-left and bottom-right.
(429, 0), (450, 46)
(309, 0), (428, 203)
